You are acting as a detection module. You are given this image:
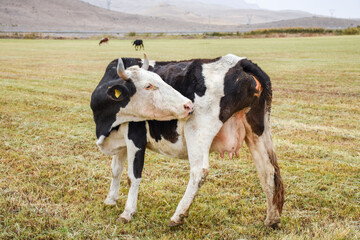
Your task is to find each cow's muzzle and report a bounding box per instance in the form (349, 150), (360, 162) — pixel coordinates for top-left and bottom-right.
(184, 102), (194, 116)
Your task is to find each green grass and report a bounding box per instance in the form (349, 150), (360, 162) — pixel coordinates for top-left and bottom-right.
(1, 36), (359, 239)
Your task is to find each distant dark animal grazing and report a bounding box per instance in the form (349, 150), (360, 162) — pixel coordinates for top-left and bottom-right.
(91, 54), (284, 229)
(99, 37), (109, 46)
(132, 39), (144, 50)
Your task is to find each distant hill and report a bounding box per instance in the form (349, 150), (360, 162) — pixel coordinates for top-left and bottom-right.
(83, 0), (313, 25)
(1, 0), (359, 34)
(247, 17), (360, 30)
(197, 0), (259, 10)
(81, 0), (259, 14)
(0, 0), (236, 32)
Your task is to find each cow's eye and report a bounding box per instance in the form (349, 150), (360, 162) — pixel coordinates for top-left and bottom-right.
(145, 83), (153, 90)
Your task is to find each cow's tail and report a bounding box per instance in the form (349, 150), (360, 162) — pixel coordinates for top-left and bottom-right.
(267, 146), (285, 214)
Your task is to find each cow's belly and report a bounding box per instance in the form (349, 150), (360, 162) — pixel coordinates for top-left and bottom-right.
(210, 110), (246, 159)
(146, 110), (247, 160)
(146, 120), (188, 159)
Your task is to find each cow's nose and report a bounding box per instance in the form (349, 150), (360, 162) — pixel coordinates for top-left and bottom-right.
(184, 102), (194, 115)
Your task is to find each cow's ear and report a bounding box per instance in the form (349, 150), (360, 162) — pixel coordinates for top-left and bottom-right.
(107, 84), (128, 101)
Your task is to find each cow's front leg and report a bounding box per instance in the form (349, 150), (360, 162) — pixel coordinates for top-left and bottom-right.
(118, 122), (147, 223)
(244, 112), (284, 228)
(104, 148), (127, 205)
(169, 118), (223, 226)
(168, 157), (205, 226)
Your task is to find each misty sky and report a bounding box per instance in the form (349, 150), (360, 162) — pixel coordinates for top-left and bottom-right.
(245, 0), (360, 19)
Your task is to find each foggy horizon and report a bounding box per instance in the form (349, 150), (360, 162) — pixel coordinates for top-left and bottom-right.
(197, 0), (360, 19)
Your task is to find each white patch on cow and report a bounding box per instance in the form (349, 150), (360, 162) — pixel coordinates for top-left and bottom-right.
(96, 125), (127, 156)
(96, 135), (105, 146)
(142, 59), (156, 68)
(111, 66), (193, 127)
(146, 121), (188, 159)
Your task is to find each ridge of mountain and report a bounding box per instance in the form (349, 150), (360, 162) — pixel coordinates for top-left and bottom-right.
(1, 0), (359, 33)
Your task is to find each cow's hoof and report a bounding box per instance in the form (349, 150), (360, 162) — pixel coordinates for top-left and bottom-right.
(117, 216), (129, 223)
(269, 222), (281, 229)
(117, 212), (134, 223)
(104, 198), (117, 206)
(265, 218), (281, 229)
(168, 216), (185, 227)
(168, 220), (183, 227)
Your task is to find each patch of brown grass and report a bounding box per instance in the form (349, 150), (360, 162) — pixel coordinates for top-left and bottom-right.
(1, 37), (359, 239)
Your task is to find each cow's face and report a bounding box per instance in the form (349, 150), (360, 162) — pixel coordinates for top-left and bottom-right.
(91, 57), (193, 139)
(115, 65), (194, 124)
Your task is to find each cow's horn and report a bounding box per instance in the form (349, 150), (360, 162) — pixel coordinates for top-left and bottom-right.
(117, 58), (129, 80)
(142, 53), (149, 70)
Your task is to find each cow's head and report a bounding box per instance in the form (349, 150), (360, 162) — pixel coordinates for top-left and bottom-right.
(91, 55), (194, 139)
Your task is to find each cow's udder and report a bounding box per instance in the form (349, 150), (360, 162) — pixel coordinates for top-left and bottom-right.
(211, 110), (246, 159)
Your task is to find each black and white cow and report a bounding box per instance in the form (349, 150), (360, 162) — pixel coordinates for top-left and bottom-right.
(91, 55), (194, 146)
(91, 54), (285, 228)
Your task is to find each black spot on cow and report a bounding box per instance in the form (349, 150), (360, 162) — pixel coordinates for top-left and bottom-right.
(142, 58), (222, 144)
(147, 120), (179, 143)
(240, 59), (272, 105)
(128, 122), (147, 178)
(122, 58), (143, 69)
(110, 124), (120, 133)
(154, 59), (210, 102)
(143, 58), (222, 143)
(219, 60), (259, 123)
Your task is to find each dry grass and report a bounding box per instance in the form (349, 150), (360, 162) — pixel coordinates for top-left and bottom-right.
(0, 36), (359, 239)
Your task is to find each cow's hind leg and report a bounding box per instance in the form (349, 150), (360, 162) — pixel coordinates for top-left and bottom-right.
(104, 148), (127, 205)
(118, 122), (146, 223)
(244, 111), (284, 228)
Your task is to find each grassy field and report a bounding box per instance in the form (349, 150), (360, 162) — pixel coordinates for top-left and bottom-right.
(0, 36), (359, 239)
